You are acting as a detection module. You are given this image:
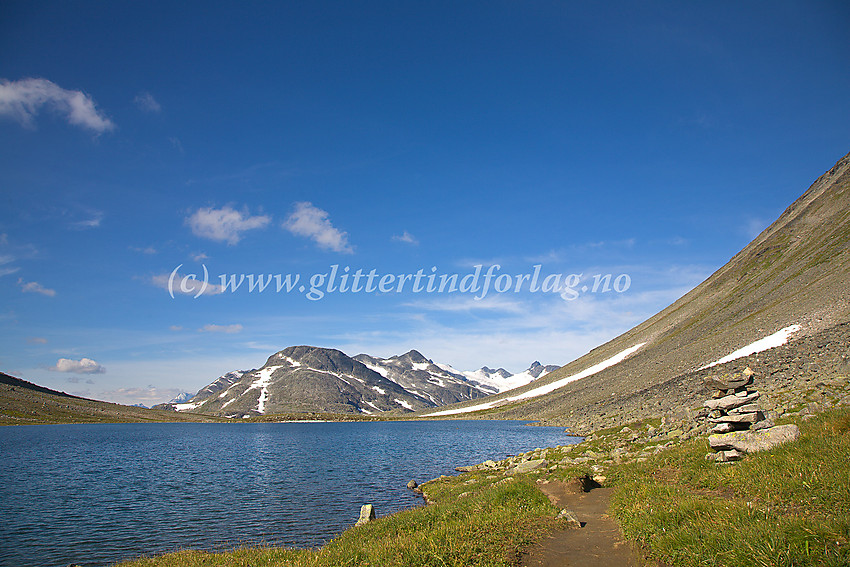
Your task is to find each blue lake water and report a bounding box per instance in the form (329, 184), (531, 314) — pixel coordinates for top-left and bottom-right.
(0, 420), (579, 567)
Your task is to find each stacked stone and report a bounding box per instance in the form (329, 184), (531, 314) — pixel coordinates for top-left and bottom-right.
(703, 368), (770, 462)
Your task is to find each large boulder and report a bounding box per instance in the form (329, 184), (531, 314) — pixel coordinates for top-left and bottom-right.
(507, 459), (548, 474)
(709, 424), (800, 453)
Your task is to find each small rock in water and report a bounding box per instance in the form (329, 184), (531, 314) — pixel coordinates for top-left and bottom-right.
(407, 480), (418, 490)
(355, 504), (376, 526)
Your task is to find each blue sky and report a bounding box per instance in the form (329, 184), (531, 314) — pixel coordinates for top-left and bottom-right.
(1, 1), (848, 406)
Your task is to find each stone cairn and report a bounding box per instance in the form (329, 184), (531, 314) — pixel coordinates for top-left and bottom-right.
(703, 367), (772, 463)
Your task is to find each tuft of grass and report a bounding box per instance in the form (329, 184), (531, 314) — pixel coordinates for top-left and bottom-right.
(117, 474), (560, 567)
(609, 408), (850, 566)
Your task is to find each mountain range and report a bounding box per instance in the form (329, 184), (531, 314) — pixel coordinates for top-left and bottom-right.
(155, 348), (557, 417)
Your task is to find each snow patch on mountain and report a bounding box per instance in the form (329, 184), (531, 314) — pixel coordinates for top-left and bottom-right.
(361, 361), (388, 377)
(174, 401), (204, 411)
(700, 325), (802, 369)
(425, 344), (645, 417)
(246, 365), (283, 414)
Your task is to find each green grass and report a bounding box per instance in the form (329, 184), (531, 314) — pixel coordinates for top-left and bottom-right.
(117, 474), (560, 567)
(608, 408), (850, 566)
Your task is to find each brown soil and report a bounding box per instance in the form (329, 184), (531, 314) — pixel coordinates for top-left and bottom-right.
(521, 479), (646, 567)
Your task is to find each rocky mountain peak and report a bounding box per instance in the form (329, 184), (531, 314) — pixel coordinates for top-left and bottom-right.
(401, 349), (430, 364)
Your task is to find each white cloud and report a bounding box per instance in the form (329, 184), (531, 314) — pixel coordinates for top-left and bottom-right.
(98, 386), (185, 406)
(169, 325), (184, 331)
(133, 92), (161, 113)
(186, 205), (270, 245)
(26, 337), (48, 344)
(0, 77), (115, 133)
(50, 357), (106, 374)
(190, 252), (208, 261)
(130, 245), (157, 254)
(283, 202), (354, 254)
(19, 279), (56, 297)
(150, 272), (224, 296)
(0, 254), (18, 277)
(403, 295), (526, 314)
(392, 231), (419, 245)
(199, 323), (243, 334)
(69, 209), (104, 230)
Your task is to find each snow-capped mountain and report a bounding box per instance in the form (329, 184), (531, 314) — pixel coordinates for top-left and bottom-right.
(462, 361), (559, 393)
(166, 346), (558, 417)
(354, 350), (493, 404)
(168, 392), (197, 404)
(172, 346), (436, 416)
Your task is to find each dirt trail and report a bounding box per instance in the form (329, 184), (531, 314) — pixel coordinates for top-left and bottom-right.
(521, 480), (645, 567)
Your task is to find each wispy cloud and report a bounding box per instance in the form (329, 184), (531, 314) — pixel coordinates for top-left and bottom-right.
(69, 208), (104, 230)
(130, 245), (157, 255)
(98, 385), (185, 406)
(0, 77), (115, 133)
(49, 357), (106, 374)
(744, 216), (770, 239)
(199, 323), (243, 334)
(186, 205), (270, 245)
(150, 272), (224, 296)
(26, 337), (48, 344)
(0, 254), (19, 277)
(403, 295), (526, 314)
(19, 279), (56, 297)
(283, 202), (353, 254)
(133, 92), (161, 113)
(392, 231), (419, 245)
(169, 325), (184, 331)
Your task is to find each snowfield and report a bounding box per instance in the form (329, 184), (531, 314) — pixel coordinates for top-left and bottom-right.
(700, 325), (802, 369)
(424, 343), (646, 417)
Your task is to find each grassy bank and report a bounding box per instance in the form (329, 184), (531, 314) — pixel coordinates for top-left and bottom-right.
(609, 408), (850, 566)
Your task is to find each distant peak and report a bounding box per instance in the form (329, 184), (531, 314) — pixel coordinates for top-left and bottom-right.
(404, 349), (429, 363)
